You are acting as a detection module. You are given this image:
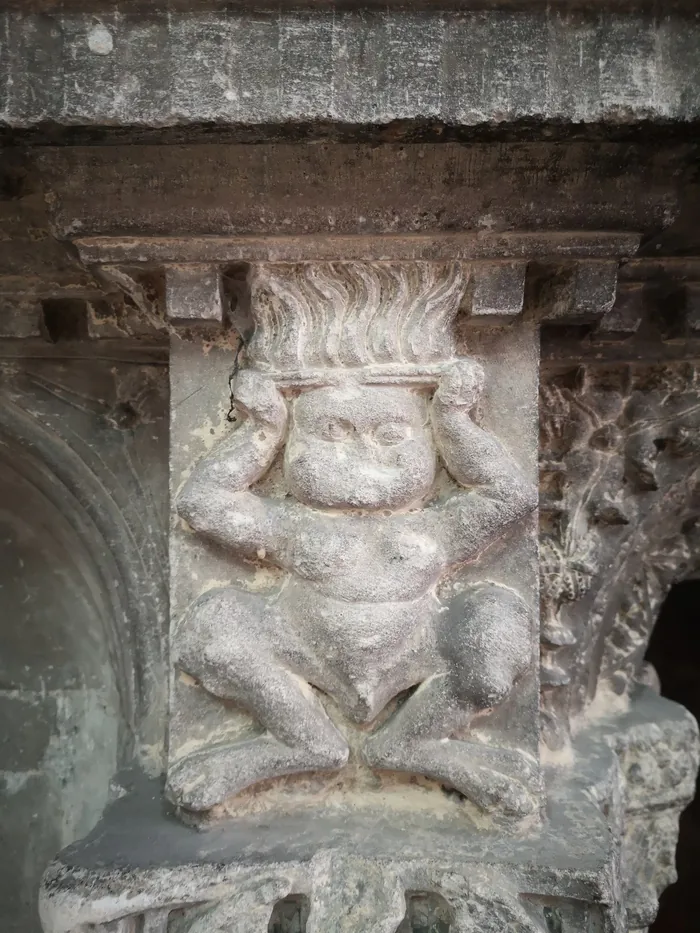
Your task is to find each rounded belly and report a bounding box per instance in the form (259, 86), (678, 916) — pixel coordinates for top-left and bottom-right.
(284, 581), (436, 671)
(281, 581), (438, 722)
(291, 525), (444, 603)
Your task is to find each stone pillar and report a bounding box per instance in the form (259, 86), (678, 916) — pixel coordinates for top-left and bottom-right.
(39, 234), (699, 933)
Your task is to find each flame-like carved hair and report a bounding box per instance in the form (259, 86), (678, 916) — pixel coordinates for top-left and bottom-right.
(247, 262), (467, 381)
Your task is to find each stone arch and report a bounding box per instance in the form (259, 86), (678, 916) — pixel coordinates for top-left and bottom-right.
(595, 480), (700, 702)
(0, 387), (166, 933)
(0, 381), (168, 755)
(645, 580), (700, 933)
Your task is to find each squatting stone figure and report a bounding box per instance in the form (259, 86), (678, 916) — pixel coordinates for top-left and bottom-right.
(167, 262), (538, 817)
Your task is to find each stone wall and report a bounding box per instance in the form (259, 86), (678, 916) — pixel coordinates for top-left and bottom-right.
(2, 7), (700, 133)
(1, 4), (700, 932)
(0, 345), (168, 932)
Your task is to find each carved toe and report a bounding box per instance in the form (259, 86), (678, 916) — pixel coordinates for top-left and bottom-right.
(167, 755), (227, 811)
(362, 732), (397, 770)
(468, 770), (536, 818)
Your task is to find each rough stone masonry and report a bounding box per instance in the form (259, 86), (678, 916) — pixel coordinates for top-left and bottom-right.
(0, 3), (699, 933)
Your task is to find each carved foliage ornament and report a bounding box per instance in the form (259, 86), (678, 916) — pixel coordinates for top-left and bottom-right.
(63, 867), (548, 933)
(539, 363), (700, 749)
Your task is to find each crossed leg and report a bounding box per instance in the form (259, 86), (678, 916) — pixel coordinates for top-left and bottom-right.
(166, 587), (349, 811)
(363, 583), (538, 817)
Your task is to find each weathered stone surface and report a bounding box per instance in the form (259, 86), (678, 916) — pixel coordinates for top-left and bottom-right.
(0, 297), (42, 337)
(2, 9), (700, 131)
(0, 356), (170, 759)
(597, 283), (645, 337)
(35, 142), (699, 254)
(470, 262), (527, 319)
(74, 233), (640, 265)
(600, 687), (700, 931)
(26, 219), (698, 932)
(165, 265), (223, 323)
(538, 361), (700, 751)
(2, 771), (58, 933)
(0, 351), (169, 933)
(169, 259), (541, 822)
(537, 261), (619, 321)
(38, 688), (692, 933)
(0, 2), (695, 929)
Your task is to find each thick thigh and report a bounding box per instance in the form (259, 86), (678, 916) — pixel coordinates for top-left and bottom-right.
(176, 587), (323, 685)
(437, 582), (532, 707)
(176, 587), (277, 674)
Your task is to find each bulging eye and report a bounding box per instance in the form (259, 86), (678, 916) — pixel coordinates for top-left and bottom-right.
(323, 419), (355, 441)
(373, 422), (410, 445)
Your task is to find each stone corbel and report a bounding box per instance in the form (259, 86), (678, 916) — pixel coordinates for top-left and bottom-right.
(40, 231), (699, 933)
(165, 264), (225, 324)
(533, 259), (620, 322)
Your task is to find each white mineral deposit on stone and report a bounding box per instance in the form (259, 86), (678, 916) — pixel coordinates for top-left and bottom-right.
(87, 25), (114, 56)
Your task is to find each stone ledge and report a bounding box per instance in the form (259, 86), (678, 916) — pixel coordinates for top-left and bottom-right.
(36, 725), (620, 932)
(39, 690), (696, 933)
(39, 771), (619, 932)
(74, 233), (641, 265)
(2, 8), (700, 130)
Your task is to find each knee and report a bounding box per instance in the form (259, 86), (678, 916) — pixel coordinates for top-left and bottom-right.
(176, 587), (266, 672)
(460, 581), (530, 622)
(454, 665), (517, 710)
(440, 583), (532, 708)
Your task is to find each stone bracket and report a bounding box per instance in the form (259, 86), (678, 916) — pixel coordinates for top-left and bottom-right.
(530, 260), (620, 323)
(596, 282), (645, 338)
(165, 264), (224, 324)
(470, 261), (527, 320)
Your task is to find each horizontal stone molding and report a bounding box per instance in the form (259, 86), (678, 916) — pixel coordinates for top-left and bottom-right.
(2, 9), (700, 130)
(75, 232), (641, 265)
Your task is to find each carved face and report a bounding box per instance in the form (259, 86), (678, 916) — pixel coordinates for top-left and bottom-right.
(284, 384), (435, 510)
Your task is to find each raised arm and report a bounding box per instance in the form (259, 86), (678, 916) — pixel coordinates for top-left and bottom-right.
(176, 370), (289, 561)
(430, 361), (538, 564)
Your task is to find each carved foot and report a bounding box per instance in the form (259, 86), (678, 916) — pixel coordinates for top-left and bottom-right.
(364, 733), (538, 818)
(167, 733), (349, 811)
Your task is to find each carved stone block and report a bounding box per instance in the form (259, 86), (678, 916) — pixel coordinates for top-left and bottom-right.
(34, 241), (700, 933)
(470, 262), (527, 319)
(168, 260), (541, 823)
(539, 362), (700, 751)
(537, 261), (619, 322)
(0, 297), (42, 337)
(165, 264), (224, 323)
(597, 283), (645, 338)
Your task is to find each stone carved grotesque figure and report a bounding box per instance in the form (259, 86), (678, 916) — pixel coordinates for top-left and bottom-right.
(168, 262), (538, 817)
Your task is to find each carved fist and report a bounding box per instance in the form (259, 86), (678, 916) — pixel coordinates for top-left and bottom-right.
(232, 370), (288, 432)
(434, 361), (485, 410)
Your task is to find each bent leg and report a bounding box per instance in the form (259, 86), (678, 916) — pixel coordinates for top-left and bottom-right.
(364, 583), (537, 817)
(168, 588), (348, 810)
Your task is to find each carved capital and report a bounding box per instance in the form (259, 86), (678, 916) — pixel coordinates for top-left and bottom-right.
(167, 257), (541, 826)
